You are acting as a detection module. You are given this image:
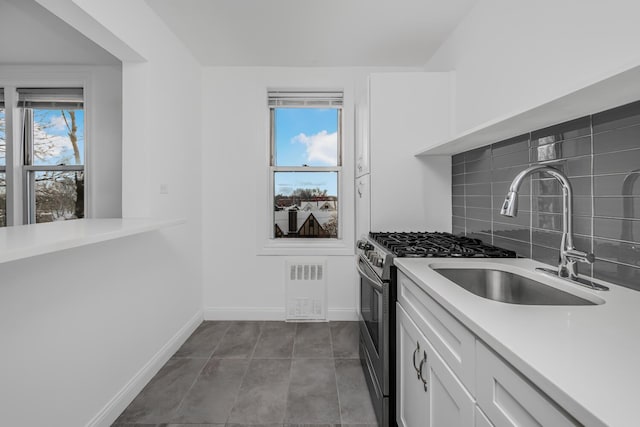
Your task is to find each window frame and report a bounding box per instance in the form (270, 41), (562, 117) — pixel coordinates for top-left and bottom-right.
(20, 105), (85, 224)
(0, 77), (90, 227)
(257, 85), (355, 257)
(268, 99), (343, 240)
(16, 91), (87, 224)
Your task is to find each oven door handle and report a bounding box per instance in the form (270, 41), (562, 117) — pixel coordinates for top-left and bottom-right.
(356, 258), (384, 293)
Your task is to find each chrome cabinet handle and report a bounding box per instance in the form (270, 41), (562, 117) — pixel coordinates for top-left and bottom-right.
(418, 351), (428, 392)
(412, 341), (421, 377)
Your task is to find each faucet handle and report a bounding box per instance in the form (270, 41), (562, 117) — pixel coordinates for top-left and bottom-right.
(565, 248), (595, 264)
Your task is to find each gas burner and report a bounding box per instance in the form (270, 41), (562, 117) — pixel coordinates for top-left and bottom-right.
(369, 231), (516, 258)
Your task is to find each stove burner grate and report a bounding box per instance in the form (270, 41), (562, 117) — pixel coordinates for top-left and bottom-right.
(369, 231), (516, 258)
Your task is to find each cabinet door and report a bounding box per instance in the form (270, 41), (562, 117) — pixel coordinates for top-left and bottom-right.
(397, 271), (476, 393)
(397, 303), (430, 427)
(397, 304), (475, 427)
(355, 174), (370, 238)
(355, 103), (370, 177)
(476, 341), (579, 427)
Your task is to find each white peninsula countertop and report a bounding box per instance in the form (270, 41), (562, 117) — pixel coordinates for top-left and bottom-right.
(395, 257), (640, 427)
(0, 218), (184, 265)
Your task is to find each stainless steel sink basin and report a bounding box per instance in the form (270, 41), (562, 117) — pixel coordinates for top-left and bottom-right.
(433, 268), (597, 305)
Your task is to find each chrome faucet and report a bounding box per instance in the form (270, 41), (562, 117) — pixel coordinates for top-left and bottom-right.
(500, 165), (606, 290)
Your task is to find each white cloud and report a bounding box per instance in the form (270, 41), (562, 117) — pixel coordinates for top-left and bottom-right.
(292, 130), (337, 166)
(32, 125), (70, 162)
(49, 115), (69, 131)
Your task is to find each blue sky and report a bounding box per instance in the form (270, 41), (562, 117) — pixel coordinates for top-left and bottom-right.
(33, 109), (84, 166)
(274, 108), (338, 197)
(274, 108), (338, 167)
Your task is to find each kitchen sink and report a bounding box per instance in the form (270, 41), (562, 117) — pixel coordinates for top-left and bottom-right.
(433, 268), (599, 305)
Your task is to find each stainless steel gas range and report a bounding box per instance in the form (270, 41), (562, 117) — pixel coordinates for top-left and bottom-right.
(356, 232), (516, 427)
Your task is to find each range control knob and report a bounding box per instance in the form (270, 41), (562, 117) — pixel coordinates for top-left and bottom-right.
(357, 240), (373, 251)
(373, 256), (384, 268)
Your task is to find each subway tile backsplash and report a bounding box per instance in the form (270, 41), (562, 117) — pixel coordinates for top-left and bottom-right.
(451, 100), (640, 291)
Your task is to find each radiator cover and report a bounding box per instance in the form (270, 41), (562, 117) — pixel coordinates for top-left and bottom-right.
(285, 259), (327, 321)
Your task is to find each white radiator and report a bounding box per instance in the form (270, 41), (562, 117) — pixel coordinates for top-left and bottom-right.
(285, 259), (327, 321)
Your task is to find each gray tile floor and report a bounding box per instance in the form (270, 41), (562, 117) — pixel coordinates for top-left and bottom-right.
(113, 321), (377, 427)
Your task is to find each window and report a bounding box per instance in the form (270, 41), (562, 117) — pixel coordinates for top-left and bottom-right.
(0, 87), (86, 226)
(269, 91), (342, 239)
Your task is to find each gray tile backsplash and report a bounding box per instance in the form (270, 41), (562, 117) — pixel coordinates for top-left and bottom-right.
(451, 100), (640, 291)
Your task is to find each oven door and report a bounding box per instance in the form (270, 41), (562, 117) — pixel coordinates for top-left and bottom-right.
(357, 254), (389, 395)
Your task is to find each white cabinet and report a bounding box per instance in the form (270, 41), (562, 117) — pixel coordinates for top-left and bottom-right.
(396, 269), (581, 427)
(355, 102), (370, 177)
(397, 270), (476, 393)
(367, 72), (452, 232)
(397, 303), (475, 427)
(397, 304), (429, 427)
(475, 341), (579, 427)
(355, 174), (370, 239)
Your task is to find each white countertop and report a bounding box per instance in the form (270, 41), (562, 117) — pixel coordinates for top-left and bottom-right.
(0, 218), (184, 264)
(395, 257), (640, 427)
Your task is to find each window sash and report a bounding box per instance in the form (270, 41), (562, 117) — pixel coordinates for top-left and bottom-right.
(272, 166), (340, 173)
(24, 168), (84, 224)
(271, 169), (340, 239)
(20, 90), (86, 224)
(269, 107), (343, 167)
(268, 91), (344, 241)
(24, 165), (84, 172)
(22, 108), (85, 167)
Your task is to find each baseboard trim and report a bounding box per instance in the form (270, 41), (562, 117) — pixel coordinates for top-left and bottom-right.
(328, 308), (359, 321)
(204, 306), (285, 320)
(86, 310), (203, 427)
(204, 306), (357, 321)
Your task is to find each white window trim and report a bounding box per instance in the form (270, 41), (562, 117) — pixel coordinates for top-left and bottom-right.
(0, 67), (93, 226)
(257, 87), (355, 256)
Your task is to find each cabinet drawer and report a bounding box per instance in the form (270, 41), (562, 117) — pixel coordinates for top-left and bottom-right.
(397, 270), (476, 393)
(476, 341), (579, 427)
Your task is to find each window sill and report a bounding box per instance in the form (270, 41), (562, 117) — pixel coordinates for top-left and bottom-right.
(258, 238), (355, 256)
(0, 218), (184, 265)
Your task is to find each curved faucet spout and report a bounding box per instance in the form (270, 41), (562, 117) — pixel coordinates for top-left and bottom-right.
(499, 164), (594, 282)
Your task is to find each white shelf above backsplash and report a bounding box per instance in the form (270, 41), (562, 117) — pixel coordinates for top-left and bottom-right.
(416, 61), (640, 157)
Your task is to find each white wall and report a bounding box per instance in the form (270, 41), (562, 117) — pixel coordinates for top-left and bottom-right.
(0, 232), (200, 427)
(202, 67), (370, 320)
(0, 70), (122, 220)
(0, 0), (118, 65)
(2, 1), (204, 426)
(426, 0), (640, 134)
(87, 65), (122, 218)
(369, 72), (452, 232)
(201, 66), (454, 321)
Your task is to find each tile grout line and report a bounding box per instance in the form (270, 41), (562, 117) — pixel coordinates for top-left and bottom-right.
(329, 322), (344, 426)
(283, 322), (298, 425)
(224, 321), (266, 425)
